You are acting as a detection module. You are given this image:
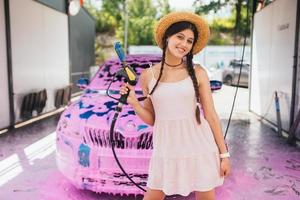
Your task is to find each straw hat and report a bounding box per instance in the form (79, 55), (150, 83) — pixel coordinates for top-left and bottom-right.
(154, 11), (210, 55)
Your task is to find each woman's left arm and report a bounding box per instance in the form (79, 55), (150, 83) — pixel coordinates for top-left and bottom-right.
(195, 66), (228, 154)
(195, 65), (231, 177)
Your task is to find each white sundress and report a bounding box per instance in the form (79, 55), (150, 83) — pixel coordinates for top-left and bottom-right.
(146, 65), (224, 196)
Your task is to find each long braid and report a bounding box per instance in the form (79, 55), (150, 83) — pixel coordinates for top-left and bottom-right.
(186, 52), (201, 124)
(149, 40), (167, 95)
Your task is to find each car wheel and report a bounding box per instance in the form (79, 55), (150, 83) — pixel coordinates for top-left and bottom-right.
(224, 76), (233, 86)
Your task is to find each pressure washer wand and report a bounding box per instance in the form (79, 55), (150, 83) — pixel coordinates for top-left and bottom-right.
(110, 42), (146, 192)
(114, 42), (138, 110)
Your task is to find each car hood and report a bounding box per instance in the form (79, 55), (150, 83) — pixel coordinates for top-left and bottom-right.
(57, 89), (152, 138)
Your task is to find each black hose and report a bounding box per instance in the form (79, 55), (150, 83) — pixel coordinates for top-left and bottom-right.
(110, 104), (147, 192)
(224, 0), (250, 139)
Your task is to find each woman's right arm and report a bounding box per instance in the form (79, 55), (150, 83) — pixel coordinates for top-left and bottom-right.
(120, 69), (155, 126)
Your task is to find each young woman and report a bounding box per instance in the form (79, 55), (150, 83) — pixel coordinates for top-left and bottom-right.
(119, 12), (231, 200)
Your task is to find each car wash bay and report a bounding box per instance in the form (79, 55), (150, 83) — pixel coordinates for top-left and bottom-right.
(0, 86), (299, 200)
(1, 0), (300, 200)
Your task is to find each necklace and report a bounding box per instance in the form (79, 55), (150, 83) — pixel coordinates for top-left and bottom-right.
(164, 59), (183, 67)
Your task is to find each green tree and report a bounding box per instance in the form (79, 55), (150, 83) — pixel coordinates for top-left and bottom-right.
(156, 0), (172, 17)
(209, 17), (235, 45)
(85, 0), (171, 45)
(128, 0), (156, 45)
(194, 0), (251, 45)
(84, 0), (125, 33)
(116, 0), (159, 45)
(129, 0), (156, 18)
(194, 0), (229, 14)
(101, 0), (125, 26)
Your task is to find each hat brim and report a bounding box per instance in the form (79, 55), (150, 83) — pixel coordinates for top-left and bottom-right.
(154, 12), (210, 55)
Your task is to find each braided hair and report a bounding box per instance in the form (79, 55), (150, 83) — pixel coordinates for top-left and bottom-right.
(186, 51), (201, 124)
(149, 21), (202, 124)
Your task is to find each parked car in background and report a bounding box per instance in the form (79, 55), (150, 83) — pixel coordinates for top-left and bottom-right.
(205, 62), (224, 82)
(222, 60), (250, 87)
(56, 54), (222, 196)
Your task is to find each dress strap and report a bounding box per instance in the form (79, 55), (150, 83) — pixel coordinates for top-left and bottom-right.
(148, 62), (155, 79)
(146, 62), (154, 99)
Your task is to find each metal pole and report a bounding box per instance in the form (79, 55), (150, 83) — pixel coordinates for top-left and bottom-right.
(4, 0), (15, 129)
(288, 0), (300, 142)
(275, 91), (282, 136)
(289, 0), (300, 129)
(124, 0), (128, 53)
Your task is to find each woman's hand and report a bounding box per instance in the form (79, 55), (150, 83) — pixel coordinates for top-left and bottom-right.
(119, 82), (139, 107)
(220, 158), (231, 178)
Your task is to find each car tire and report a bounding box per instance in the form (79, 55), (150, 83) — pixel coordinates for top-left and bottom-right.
(224, 76), (233, 86)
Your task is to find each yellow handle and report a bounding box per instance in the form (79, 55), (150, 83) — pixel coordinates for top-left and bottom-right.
(125, 67), (136, 81)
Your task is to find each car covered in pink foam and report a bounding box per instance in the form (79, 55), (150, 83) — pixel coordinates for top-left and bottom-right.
(55, 54), (222, 196)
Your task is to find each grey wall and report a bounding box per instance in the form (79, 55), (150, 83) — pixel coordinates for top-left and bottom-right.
(250, 0), (297, 131)
(69, 8), (95, 94)
(36, 0), (66, 13)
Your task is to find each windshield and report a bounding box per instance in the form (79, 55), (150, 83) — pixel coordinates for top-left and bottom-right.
(88, 54), (161, 91)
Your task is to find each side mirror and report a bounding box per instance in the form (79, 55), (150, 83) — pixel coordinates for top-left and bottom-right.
(76, 78), (89, 90)
(210, 80), (222, 91)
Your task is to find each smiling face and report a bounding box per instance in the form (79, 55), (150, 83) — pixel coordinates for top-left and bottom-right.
(166, 29), (195, 59)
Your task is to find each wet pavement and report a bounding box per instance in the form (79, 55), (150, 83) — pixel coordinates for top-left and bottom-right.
(0, 86), (299, 200)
